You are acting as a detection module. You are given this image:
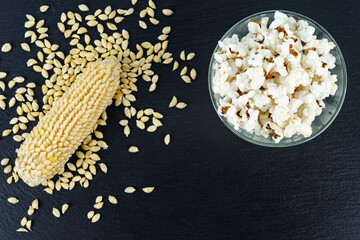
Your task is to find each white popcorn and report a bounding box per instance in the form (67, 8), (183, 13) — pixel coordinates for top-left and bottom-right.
(213, 11), (338, 143)
(245, 67), (265, 89)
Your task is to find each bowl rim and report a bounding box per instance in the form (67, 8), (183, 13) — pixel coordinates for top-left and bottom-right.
(208, 10), (347, 147)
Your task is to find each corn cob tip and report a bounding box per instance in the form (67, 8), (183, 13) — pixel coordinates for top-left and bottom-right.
(14, 154), (49, 187)
(101, 56), (120, 66)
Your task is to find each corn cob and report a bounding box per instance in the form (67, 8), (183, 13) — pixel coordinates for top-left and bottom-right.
(14, 57), (121, 187)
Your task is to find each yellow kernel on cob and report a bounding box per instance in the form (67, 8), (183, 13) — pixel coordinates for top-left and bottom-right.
(14, 57), (121, 187)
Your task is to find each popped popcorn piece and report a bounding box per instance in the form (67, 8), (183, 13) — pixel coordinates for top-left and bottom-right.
(212, 11), (338, 143)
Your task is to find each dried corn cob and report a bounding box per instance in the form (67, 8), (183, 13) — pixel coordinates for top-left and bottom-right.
(14, 57), (121, 187)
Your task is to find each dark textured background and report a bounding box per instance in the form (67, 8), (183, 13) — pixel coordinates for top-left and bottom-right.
(0, 0), (359, 239)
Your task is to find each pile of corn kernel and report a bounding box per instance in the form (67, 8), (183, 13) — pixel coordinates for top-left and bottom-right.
(0, 0), (197, 232)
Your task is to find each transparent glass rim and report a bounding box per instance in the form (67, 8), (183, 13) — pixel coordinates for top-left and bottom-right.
(208, 10), (347, 147)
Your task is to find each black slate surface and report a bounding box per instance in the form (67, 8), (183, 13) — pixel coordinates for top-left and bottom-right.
(0, 0), (359, 239)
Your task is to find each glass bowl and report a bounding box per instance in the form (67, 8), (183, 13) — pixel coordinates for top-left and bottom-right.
(208, 10), (347, 147)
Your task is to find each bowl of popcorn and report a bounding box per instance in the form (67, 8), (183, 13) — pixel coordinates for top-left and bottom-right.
(209, 10), (347, 147)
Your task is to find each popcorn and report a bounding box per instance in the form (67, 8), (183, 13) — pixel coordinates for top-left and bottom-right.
(213, 11), (338, 143)
(245, 67), (265, 89)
